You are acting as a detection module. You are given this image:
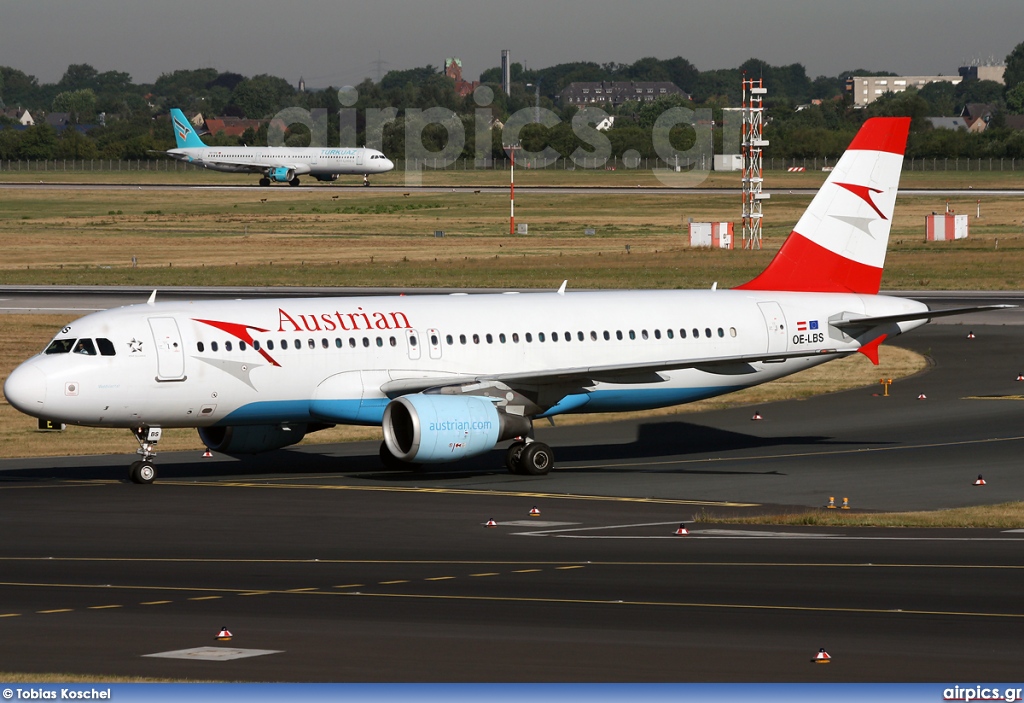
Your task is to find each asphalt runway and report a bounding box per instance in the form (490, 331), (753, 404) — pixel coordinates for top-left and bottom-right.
(2, 314), (1024, 681)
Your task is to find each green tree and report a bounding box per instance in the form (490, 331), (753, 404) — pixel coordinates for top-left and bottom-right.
(0, 67), (40, 106)
(53, 88), (98, 123)
(955, 79), (1004, 109)
(1004, 40), (1024, 90)
(918, 81), (957, 116)
(56, 127), (99, 159)
(18, 123), (58, 159)
(57, 64), (100, 91)
(229, 74), (295, 118)
(1006, 82), (1024, 114)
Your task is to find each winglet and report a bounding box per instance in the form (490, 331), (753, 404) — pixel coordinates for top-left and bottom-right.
(857, 334), (887, 366)
(147, 290), (157, 306)
(557, 280), (567, 296)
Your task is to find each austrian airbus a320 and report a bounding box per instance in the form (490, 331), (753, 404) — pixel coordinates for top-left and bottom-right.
(4, 118), (1004, 484)
(164, 108), (394, 186)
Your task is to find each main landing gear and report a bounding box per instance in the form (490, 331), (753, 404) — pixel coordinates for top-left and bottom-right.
(505, 439), (554, 476)
(129, 426), (161, 484)
(362, 174), (371, 187)
(259, 177), (270, 187)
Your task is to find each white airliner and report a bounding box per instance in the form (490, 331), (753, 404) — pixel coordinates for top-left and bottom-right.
(3, 118), (1006, 484)
(163, 108), (394, 186)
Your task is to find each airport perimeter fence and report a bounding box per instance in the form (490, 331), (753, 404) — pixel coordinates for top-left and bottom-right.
(0, 156), (1020, 173)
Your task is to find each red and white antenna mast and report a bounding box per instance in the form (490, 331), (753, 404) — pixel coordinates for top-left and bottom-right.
(506, 144), (521, 235)
(742, 75), (769, 250)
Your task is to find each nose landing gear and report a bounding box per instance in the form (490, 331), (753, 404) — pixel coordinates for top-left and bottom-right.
(130, 426), (161, 484)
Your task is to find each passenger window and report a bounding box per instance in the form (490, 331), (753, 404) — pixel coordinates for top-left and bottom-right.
(390, 336), (397, 347)
(308, 339), (315, 349)
(410, 335), (418, 346)
(718, 328), (724, 338)
(667, 329), (674, 339)
(376, 337), (383, 347)
(705, 328), (712, 338)
(446, 334), (453, 345)
(512, 333), (520, 343)
(616, 331), (623, 340)
(590, 331), (597, 341)
(730, 327), (737, 337)
(641, 330), (649, 340)
(525, 333), (533, 343)
(253, 340), (260, 350)
(335, 338), (342, 348)
(577, 331), (584, 341)
(295, 339), (301, 349)
(96, 338), (116, 356)
(197, 341), (205, 353)
(460, 334), (467, 345)
(692, 328), (699, 338)
(362, 337), (370, 347)
(654, 329), (661, 340)
(499, 333), (506, 343)
(603, 331), (610, 341)
(349, 338), (356, 348)
(225, 341), (233, 351)
(538, 332), (546, 342)
(267, 340), (275, 350)
(322, 338), (329, 349)
(551, 332), (558, 342)
(430, 334), (439, 346)
(239, 341), (247, 351)
(211, 341), (219, 352)
(473, 334), (480, 344)
(680, 329), (687, 339)
(45, 339), (76, 355)
(486, 333), (493, 344)
(628, 330), (636, 340)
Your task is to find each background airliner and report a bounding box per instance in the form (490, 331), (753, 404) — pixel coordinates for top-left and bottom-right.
(4, 118), (1006, 484)
(164, 108), (394, 186)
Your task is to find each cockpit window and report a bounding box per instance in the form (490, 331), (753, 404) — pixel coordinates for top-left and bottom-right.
(96, 338), (116, 356)
(45, 338), (76, 354)
(73, 339), (97, 356)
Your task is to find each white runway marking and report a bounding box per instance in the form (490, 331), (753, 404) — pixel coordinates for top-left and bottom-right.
(144, 646), (282, 661)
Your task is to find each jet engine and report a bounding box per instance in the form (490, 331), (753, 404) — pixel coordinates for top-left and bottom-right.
(382, 394), (531, 463)
(269, 167), (294, 183)
(198, 424), (307, 454)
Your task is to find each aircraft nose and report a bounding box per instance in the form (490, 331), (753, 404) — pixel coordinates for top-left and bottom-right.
(3, 362), (47, 416)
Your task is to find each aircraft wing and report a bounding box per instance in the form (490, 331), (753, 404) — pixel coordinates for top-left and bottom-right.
(831, 304), (1016, 331)
(378, 346), (852, 398)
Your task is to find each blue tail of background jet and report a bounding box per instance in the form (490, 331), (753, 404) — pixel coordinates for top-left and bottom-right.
(170, 109), (206, 149)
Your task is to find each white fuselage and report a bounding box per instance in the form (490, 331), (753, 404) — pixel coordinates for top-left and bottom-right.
(166, 146), (394, 178)
(4, 289), (928, 430)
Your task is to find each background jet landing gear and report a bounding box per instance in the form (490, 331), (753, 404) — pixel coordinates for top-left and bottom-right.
(289, 177), (301, 187)
(130, 427), (161, 484)
(362, 174), (370, 187)
(506, 440), (553, 476)
(259, 177), (270, 187)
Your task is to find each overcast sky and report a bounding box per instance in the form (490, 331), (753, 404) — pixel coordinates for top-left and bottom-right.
(1, 0), (1019, 88)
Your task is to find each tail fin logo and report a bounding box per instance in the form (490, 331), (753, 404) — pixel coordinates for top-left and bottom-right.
(172, 116), (192, 143)
(835, 183), (887, 220)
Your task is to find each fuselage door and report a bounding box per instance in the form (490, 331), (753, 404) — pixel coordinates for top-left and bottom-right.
(357, 149), (364, 167)
(757, 301), (788, 354)
(406, 329), (421, 360)
(427, 328), (442, 359)
(149, 317), (186, 381)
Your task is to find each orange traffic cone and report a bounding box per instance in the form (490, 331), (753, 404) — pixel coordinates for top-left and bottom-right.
(751, 411), (763, 421)
(826, 496), (836, 509)
(485, 518), (498, 527)
(974, 475), (986, 486)
(674, 523), (689, 535)
(202, 448), (213, 458)
(529, 506), (541, 517)
(967, 331), (976, 339)
(812, 648), (831, 664)
(215, 627), (232, 641)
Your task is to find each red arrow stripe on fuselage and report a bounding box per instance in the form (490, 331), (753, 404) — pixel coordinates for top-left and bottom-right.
(193, 318), (281, 367)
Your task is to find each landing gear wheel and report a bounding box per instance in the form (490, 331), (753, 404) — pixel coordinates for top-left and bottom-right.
(505, 441), (527, 474)
(129, 460), (156, 484)
(379, 441), (405, 470)
(289, 177), (301, 187)
(518, 442), (553, 476)
(259, 177), (270, 187)
(362, 176), (370, 187)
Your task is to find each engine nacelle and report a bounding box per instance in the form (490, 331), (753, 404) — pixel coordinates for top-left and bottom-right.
(198, 424), (307, 454)
(382, 394), (530, 463)
(269, 167), (294, 182)
(314, 173), (339, 182)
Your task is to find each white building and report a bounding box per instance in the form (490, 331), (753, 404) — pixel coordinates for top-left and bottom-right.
(846, 75), (962, 107)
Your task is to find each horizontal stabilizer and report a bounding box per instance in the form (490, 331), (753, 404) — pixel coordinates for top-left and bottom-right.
(832, 304), (1016, 331)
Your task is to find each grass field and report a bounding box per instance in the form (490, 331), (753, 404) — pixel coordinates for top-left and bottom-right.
(0, 182), (1022, 290)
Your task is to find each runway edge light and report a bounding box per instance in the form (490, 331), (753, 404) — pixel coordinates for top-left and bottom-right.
(485, 518), (497, 527)
(674, 523), (689, 535)
(216, 627), (232, 641)
(751, 410), (763, 421)
(967, 331), (976, 339)
(974, 475), (986, 486)
(529, 506), (541, 517)
(812, 648), (831, 663)
(826, 496), (836, 509)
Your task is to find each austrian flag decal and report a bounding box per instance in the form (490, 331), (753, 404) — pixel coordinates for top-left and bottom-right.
(796, 320), (819, 332)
